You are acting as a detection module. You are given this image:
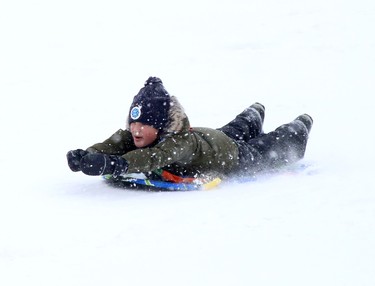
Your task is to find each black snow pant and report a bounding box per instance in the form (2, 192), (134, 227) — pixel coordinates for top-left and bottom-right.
(218, 105), (310, 176)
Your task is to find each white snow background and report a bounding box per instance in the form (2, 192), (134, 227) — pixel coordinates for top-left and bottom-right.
(1, 0), (375, 285)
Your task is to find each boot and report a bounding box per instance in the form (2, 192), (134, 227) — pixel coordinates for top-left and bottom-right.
(295, 114), (313, 133)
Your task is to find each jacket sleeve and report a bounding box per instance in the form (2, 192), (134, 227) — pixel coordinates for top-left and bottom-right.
(123, 132), (196, 173)
(86, 129), (137, 155)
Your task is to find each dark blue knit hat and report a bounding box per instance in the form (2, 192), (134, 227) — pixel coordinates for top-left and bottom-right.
(128, 77), (171, 130)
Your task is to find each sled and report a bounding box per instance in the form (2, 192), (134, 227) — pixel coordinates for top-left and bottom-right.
(103, 170), (221, 191)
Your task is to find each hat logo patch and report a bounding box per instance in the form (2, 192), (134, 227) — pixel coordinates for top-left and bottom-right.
(130, 106), (142, 120)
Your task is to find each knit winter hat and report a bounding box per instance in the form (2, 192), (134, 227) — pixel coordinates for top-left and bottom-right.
(128, 77), (171, 130)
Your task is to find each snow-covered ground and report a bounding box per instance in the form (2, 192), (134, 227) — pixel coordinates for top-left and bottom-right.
(1, 0), (375, 285)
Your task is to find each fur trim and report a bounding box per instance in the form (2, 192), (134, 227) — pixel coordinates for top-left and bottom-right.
(164, 96), (190, 134)
(125, 115), (130, 131)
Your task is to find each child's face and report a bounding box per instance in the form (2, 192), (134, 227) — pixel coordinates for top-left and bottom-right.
(130, 122), (158, 148)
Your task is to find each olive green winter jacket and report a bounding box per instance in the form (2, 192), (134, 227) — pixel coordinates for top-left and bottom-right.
(87, 96), (239, 178)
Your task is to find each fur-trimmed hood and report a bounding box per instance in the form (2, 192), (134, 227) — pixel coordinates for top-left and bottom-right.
(162, 96), (191, 134)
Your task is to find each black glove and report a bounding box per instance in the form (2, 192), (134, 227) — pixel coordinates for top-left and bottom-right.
(67, 149), (89, 172)
(80, 153), (128, 177)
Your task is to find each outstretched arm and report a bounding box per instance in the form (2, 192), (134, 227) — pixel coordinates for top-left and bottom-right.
(80, 132), (196, 176)
(86, 129), (137, 155)
(67, 129), (136, 173)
